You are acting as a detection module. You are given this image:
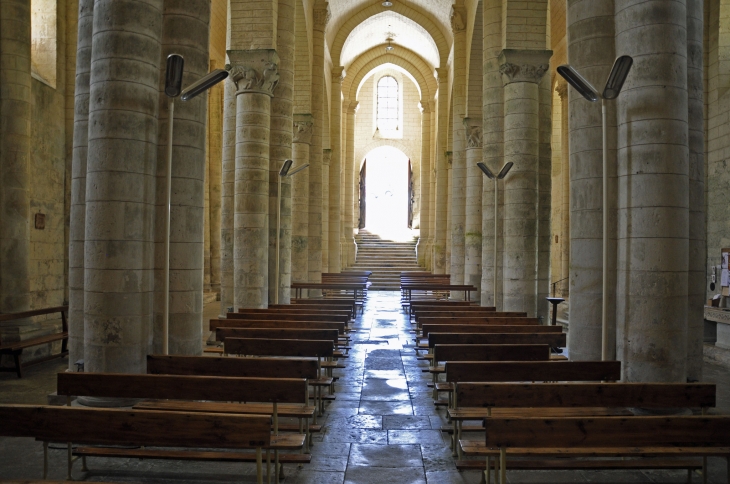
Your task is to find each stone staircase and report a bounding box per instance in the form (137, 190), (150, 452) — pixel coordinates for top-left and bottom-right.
(345, 230), (422, 290)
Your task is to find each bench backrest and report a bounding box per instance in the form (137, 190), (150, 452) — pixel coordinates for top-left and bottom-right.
(413, 306), (496, 313)
(225, 337), (334, 357)
(0, 404), (270, 448)
(416, 311), (528, 320)
(418, 317), (538, 326)
(444, 360), (622, 383)
(428, 332), (566, 348)
(422, 324), (562, 338)
(146, 354), (319, 379)
(483, 416), (730, 448)
(57, 372), (308, 404)
(457, 382), (716, 409)
(226, 313), (349, 323)
(410, 301), (473, 308)
(238, 308), (350, 316)
(210, 319), (346, 333)
(216, 327), (339, 343)
(0, 306), (68, 345)
(433, 344), (551, 363)
(269, 303), (353, 315)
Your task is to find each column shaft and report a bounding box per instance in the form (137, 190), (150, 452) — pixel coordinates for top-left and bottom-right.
(328, 70), (343, 273)
(208, 79), (223, 296)
(84, 0), (162, 373)
(220, 79), (236, 315)
(343, 101), (357, 267)
(418, 103), (432, 269)
(433, 71), (449, 274)
(464, 119), (483, 302)
(536, 75), (552, 321)
(450, 9), (467, 289)
(155, 0), (210, 355)
(616, 0), (689, 382)
(291, 115), (312, 285)
(68, 0), (94, 367)
(322, 149), (330, 273)
(567, 0), (616, 360)
(560, 86), (569, 296)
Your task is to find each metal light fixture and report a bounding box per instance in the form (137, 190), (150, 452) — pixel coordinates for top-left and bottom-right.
(557, 55), (633, 361)
(477, 161), (513, 310)
(385, 37), (394, 53)
(162, 57), (229, 355)
(382, 0), (393, 7)
(274, 160), (309, 304)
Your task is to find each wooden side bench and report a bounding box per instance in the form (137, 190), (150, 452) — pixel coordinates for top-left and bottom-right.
(0, 404), (271, 484)
(470, 415), (730, 484)
(0, 306), (68, 378)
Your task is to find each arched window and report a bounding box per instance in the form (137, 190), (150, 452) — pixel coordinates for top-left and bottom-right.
(377, 76), (398, 131)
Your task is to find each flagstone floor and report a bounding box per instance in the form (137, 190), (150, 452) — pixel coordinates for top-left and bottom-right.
(1, 291), (729, 483)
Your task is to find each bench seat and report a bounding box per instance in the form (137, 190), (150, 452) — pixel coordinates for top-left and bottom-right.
(0, 332), (68, 352)
(454, 456), (703, 471)
(448, 407), (632, 421)
(74, 445), (312, 463)
(459, 442), (730, 458)
(133, 400), (315, 419)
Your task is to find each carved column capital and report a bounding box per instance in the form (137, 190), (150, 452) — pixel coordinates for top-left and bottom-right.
(313, 2), (330, 32)
(446, 151), (453, 166)
(332, 66), (345, 84)
(435, 68), (448, 83)
(419, 100), (431, 114)
(555, 79), (568, 99)
(498, 49), (552, 85)
(293, 114), (314, 144)
(226, 49), (280, 96)
(450, 6), (466, 33)
(345, 100), (359, 115)
(463, 118), (482, 148)
(323, 149), (331, 166)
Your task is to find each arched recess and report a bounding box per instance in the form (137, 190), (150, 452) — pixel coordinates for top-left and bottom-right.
(342, 47), (437, 102)
(356, 139), (416, 171)
(329, 1), (450, 69)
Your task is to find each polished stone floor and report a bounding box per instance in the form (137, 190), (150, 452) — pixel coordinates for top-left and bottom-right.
(1, 291), (730, 483)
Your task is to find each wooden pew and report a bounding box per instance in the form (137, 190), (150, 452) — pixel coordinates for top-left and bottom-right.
(0, 306), (68, 378)
(0, 404), (271, 484)
(269, 303), (354, 319)
(416, 317), (539, 332)
(428, 332), (566, 349)
(413, 311), (528, 324)
(421, 324), (562, 338)
(226, 312), (350, 324)
(401, 284), (476, 306)
(225, 338), (335, 416)
(216, 326), (349, 359)
(469, 415), (730, 483)
(291, 282), (367, 301)
(210, 318), (346, 334)
(291, 297), (360, 313)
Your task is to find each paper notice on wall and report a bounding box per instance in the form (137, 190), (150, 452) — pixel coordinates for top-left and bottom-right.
(722, 268), (730, 287)
(723, 252), (729, 270)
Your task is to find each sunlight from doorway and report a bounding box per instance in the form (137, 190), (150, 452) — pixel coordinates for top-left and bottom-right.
(361, 146), (413, 242)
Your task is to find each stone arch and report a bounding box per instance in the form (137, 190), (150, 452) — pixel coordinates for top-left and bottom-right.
(343, 47), (437, 102)
(330, 2), (450, 69)
(356, 139), (417, 170)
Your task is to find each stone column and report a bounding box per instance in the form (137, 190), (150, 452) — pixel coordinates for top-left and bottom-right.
(208, 78), (223, 297)
(219, 79), (236, 315)
(328, 68), (343, 273)
(343, 101), (358, 267)
(463, 118), (483, 302)
(418, 101), (432, 269)
(321, 148), (330, 273)
(291, 115), (312, 286)
(67, 0), (94, 368)
(269, 0), (295, 304)
(155, 0), (211, 355)
(84, 0), (162, 373)
(229, 49), (279, 309)
(308, 2), (328, 285)
(498, 49), (550, 316)
(567, 0), (616, 360)
(0, 0), (31, 314)
(557, 81), (570, 297)
(480, 0), (503, 308)
(686, 0), (704, 381)
(450, 6), (467, 289)
(536, 73), (552, 322)
(433, 70), (449, 274)
(615, 0), (689, 382)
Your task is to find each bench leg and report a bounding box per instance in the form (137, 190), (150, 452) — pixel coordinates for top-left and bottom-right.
(703, 456), (708, 484)
(81, 455), (88, 472)
(274, 450), (279, 482)
(499, 448), (506, 484)
(67, 442), (73, 480)
(266, 449), (271, 484)
(13, 352), (22, 378)
(688, 468), (692, 483)
(256, 447), (263, 484)
(43, 441), (48, 479)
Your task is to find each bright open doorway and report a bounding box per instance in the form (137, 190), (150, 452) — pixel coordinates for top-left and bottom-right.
(360, 145), (412, 241)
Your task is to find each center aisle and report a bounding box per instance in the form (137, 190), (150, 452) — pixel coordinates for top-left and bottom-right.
(286, 291), (467, 484)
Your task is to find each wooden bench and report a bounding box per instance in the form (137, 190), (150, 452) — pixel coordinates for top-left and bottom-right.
(291, 282), (367, 301)
(225, 338), (335, 416)
(416, 317), (539, 332)
(456, 382), (715, 464)
(469, 415), (730, 484)
(57, 372), (308, 482)
(0, 306), (68, 378)
(291, 297), (360, 313)
(146, 354), (325, 436)
(269, 303), (354, 319)
(0, 404), (271, 484)
(416, 330), (565, 360)
(216, 326), (349, 360)
(401, 284), (476, 306)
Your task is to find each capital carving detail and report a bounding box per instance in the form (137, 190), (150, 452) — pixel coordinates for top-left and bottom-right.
(446, 151), (453, 166)
(450, 6), (466, 33)
(419, 101), (431, 114)
(313, 5), (331, 31)
(293, 114), (314, 144)
(226, 50), (280, 96)
(346, 100), (359, 115)
(463, 119), (482, 148)
(323, 149), (331, 165)
(332, 67), (345, 84)
(555, 80), (568, 99)
(497, 49), (552, 85)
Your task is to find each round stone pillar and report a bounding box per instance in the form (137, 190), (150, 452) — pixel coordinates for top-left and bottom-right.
(567, 0), (616, 360)
(291, 115), (313, 286)
(433, 70), (449, 274)
(418, 101), (432, 269)
(498, 49), (550, 316)
(220, 79), (236, 315)
(68, 0), (94, 367)
(322, 149), (330, 274)
(84, 0), (163, 373)
(328, 68), (344, 273)
(343, 101), (358, 267)
(229, 49), (279, 309)
(615, 0), (689, 382)
(450, 6), (467, 290)
(463, 118), (483, 302)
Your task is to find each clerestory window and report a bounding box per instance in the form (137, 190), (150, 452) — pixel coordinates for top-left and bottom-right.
(377, 76), (399, 132)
